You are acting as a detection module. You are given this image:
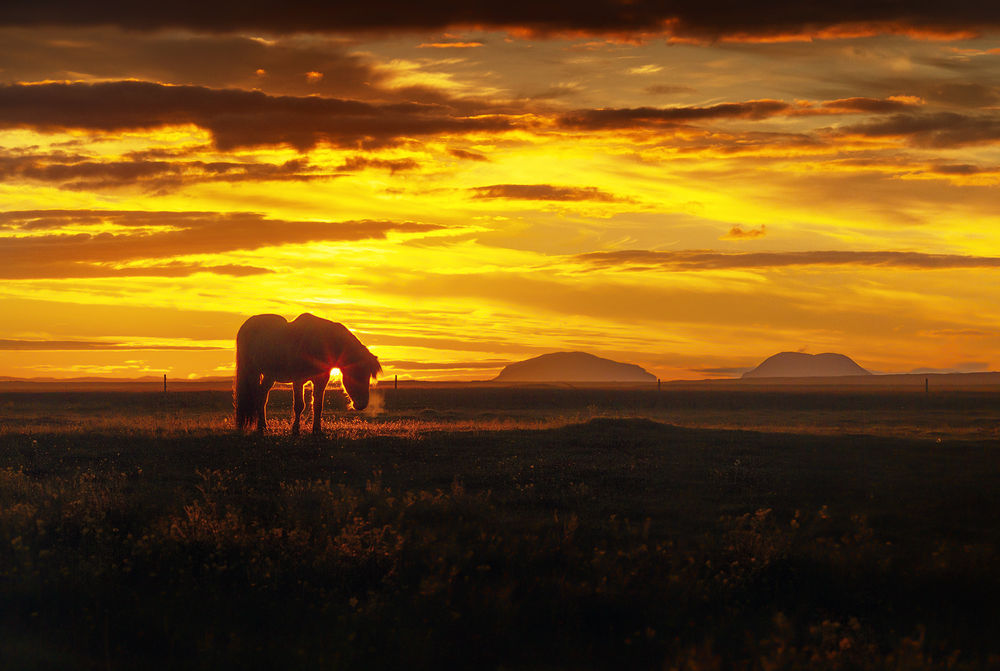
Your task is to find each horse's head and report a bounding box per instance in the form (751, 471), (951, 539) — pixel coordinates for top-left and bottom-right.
(340, 355), (382, 411)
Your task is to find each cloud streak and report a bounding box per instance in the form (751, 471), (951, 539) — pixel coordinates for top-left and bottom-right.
(574, 249), (1000, 271)
(0, 339), (226, 350)
(0, 81), (515, 150)
(470, 184), (620, 201)
(0, 210), (443, 279)
(842, 112), (1000, 148)
(558, 97), (921, 131)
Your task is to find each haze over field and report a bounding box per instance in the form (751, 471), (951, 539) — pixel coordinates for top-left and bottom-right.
(2, 2), (1000, 381)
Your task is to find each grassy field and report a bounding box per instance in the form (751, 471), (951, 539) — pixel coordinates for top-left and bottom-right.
(0, 387), (998, 669)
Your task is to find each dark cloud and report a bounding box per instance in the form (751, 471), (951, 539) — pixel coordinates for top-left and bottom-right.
(0, 339), (226, 350)
(334, 156), (420, 173)
(574, 249), (1000, 271)
(470, 184), (620, 202)
(449, 148), (490, 161)
(922, 82), (1000, 108)
(558, 100), (793, 130)
(842, 112), (1000, 148)
(928, 163), (988, 175)
(0, 150), (332, 191)
(2, 1), (998, 40)
(559, 97), (921, 132)
(0, 28), (380, 100)
(721, 225), (766, 239)
(644, 85), (696, 96)
(0, 81), (516, 150)
(0, 210), (442, 279)
(0, 262), (272, 279)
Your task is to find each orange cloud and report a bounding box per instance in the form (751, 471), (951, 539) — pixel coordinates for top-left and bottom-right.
(418, 42), (484, 48)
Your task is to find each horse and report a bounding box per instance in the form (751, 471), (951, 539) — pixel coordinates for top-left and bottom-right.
(234, 313), (382, 434)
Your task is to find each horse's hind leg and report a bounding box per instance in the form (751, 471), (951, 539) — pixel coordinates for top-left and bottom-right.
(257, 377), (274, 433)
(292, 381), (305, 435)
(310, 373), (330, 434)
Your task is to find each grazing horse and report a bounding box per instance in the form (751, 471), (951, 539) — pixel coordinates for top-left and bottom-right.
(234, 313), (381, 434)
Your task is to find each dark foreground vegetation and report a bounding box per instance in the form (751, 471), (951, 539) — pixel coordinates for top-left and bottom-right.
(0, 389), (998, 669)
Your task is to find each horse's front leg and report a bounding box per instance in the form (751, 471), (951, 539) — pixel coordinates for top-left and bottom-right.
(310, 373), (330, 434)
(292, 381), (305, 435)
(257, 377), (274, 433)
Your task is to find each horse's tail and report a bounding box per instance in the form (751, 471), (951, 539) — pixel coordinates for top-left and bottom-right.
(233, 342), (258, 431)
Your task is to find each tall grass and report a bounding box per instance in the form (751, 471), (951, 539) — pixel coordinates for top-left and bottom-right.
(0, 392), (997, 669)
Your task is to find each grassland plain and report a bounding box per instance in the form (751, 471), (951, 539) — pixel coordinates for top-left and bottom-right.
(0, 387), (998, 670)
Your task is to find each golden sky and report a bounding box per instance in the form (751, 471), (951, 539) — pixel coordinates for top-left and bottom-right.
(1, 3), (999, 380)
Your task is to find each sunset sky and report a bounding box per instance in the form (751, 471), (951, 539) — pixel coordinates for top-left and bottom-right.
(2, 2), (999, 380)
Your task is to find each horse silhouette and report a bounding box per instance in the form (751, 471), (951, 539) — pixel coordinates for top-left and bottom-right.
(234, 313), (381, 434)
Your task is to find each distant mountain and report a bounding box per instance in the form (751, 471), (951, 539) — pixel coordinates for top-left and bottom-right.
(742, 352), (870, 378)
(493, 352), (657, 383)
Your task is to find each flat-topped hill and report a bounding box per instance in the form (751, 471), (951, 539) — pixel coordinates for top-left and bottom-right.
(742, 352), (870, 378)
(493, 351), (656, 383)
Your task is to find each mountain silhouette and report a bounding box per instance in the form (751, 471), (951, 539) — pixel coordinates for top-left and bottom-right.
(494, 352), (656, 383)
(742, 352), (870, 378)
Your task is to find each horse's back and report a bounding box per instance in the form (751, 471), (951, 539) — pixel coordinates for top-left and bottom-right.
(238, 314), (288, 340)
(290, 313), (343, 332)
(236, 315), (290, 369)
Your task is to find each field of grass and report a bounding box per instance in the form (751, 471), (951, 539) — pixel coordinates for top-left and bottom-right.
(0, 387), (997, 669)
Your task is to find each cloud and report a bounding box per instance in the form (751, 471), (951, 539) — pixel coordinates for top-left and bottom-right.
(0, 210), (443, 279)
(644, 85), (696, 95)
(558, 97), (922, 131)
(573, 249), (1000, 271)
(721, 225), (766, 240)
(841, 112), (1000, 148)
(418, 42), (484, 49)
(558, 100), (793, 130)
(818, 96), (922, 114)
(0, 150), (334, 191)
(922, 82), (1000, 108)
(334, 156), (420, 173)
(925, 329), (999, 337)
(2, 2), (998, 40)
(909, 362), (991, 374)
(449, 148), (489, 161)
(470, 184), (620, 201)
(0, 81), (516, 150)
(0, 28), (385, 101)
(0, 339), (226, 350)
(0, 262), (272, 279)
(381, 359), (508, 370)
